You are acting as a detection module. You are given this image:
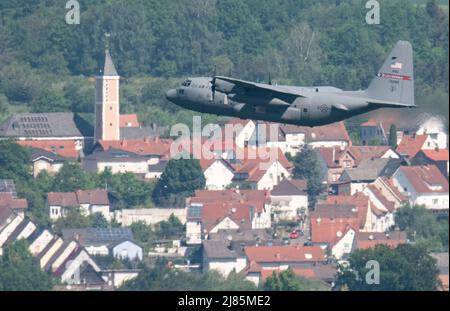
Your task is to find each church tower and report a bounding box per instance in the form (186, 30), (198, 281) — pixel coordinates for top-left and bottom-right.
(95, 49), (120, 142)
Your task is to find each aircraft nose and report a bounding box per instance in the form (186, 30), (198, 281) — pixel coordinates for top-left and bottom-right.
(165, 89), (177, 101)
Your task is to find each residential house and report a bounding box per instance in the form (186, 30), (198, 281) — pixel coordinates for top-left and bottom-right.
(392, 165), (449, 211)
(86, 138), (172, 179)
(270, 179), (308, 221)
(199, 158), (235, 190)
(47, 189), (110, 221)
(325, 192), (392, 233)
(242, 245), (327, 285)
(186, 189), (272, 244)
(306, 122), (351, 150)
(0, 192), (28, 217)
(363, 185), (396, 232)
(62, 228), (143, 261)
(29, 148), (66, 177)
(226, 118), (256, 148)
(316, 145), (399, 184)
(337, 158), (404, 195)
(17, 139), (82, 160)
(397, 134), (435, 159)
(355, 231), (408, 250)
(1, 205), (105, 288)
(83, 148), (150, 179)
(412, 149), (449, 178)
(114, 208), (186, 226)
(202, 239), (248, 277)
(232, 148), (293, 190)
(309, 203), (362, 255)
(360, 112), (448, 149)
(372, 177), (409, 209)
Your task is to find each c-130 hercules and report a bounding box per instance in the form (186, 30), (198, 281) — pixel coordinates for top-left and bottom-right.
(166, 41), (415, 127)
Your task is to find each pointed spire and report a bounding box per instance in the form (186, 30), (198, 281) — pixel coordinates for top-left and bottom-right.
(103, 49), (118, 76)
(102, 33), (118, 76)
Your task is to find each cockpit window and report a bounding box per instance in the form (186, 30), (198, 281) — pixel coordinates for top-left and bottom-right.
(181, 80), (192, 87)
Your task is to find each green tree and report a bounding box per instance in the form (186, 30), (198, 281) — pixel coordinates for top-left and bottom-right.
(0, 140), (31, 181)
(396, 204), (449, 252)
(90, 213), (109, 228)
(337, 244), (440, 291)
(292, 147), (324, 208)
(0, 240), (53, 291)
(263, 268), (328, 291)
(120, 259), (257, 291)
(152, 159), (205, 207)
(52, 162), (93, 192)
(156, 214), (185, 239)
(388, 124), (398, 149)
(53, 207), (92, 234)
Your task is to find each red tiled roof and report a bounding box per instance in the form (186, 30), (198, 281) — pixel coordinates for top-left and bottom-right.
(47, 189), (109, 206)
(379, 177), (408, 202)
(17, 140), (80, 159)
(366, 185), (395, 213)
(399, 165), (449, 193)
(397, 135), (428, 158)
(356, 231), (407, 250)
(347, 146), (391, 165)
(325, 193), (369, 228)
(201, 202), (254, 232)
(98, 138), (173, 157)
(119, 114), (140, 128)
(307, 122), (351, 143)
(75, 190), (109, 205)
(361, 119), (380, 127)
(421, 149), (449, 162)
(47, 192), (78, 206)
(244, 245), (326, 263)
(191, 189), (270, 213)
(0, 193), (28, 209)
(315, 147), (344, 168)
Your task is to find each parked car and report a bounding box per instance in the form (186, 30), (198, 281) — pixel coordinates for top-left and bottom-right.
(282, 237), (290, 245)
(289, 230), (299, 239)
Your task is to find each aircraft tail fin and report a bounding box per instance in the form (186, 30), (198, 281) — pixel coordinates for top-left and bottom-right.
(366, 41), (415, 108)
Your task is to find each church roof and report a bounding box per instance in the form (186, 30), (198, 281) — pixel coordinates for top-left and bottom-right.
(0, 113), (93, 138)
(103, 49), (118, 76)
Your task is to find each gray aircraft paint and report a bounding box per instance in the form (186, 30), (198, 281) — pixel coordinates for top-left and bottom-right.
(166, 41), (415, 127)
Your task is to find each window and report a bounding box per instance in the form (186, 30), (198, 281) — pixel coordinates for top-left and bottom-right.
(303, 108), (308, 113)
(433, 199), (438, 205)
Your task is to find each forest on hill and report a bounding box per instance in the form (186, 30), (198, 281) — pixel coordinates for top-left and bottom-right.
(0, 0), (448, 127)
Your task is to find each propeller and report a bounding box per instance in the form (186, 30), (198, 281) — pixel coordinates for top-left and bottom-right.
(211, 65), (217, 101)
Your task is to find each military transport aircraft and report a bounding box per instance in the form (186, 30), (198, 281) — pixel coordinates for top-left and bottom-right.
(166, 41), (415, 127)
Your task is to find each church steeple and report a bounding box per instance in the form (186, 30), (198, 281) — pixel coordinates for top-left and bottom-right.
(103, 49), (118, 76)
(94, 44), (120, 142)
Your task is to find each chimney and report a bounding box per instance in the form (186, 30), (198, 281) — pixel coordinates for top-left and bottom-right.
(332, 147), (336, 163)
(120, 140), (127, 147)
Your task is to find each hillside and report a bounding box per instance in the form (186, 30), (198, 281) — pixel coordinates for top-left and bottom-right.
(0, 0), (448, 126)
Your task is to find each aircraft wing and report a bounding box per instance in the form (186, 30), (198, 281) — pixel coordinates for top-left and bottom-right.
(214, 76), (308, 98)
